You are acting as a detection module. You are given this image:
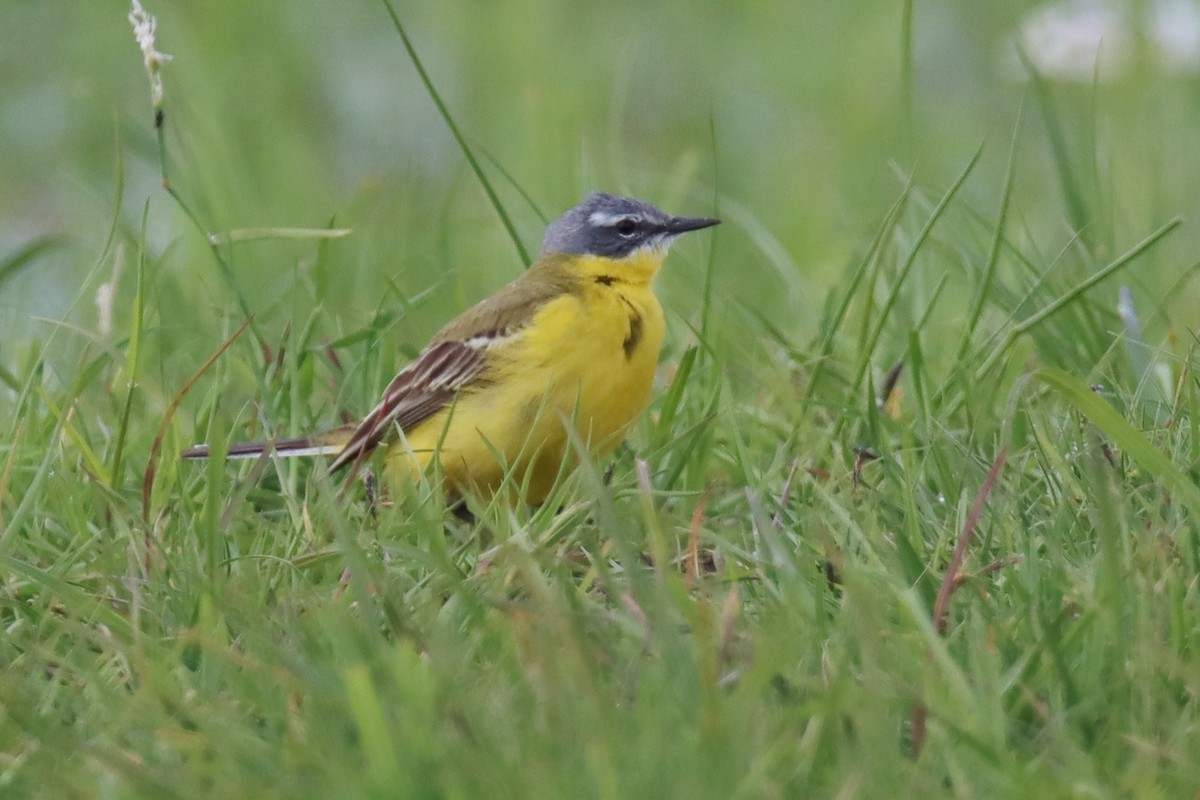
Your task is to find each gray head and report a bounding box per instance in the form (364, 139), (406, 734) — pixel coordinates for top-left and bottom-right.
(540, 192), (719, 258)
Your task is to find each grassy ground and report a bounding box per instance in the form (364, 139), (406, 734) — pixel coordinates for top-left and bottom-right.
(3, 1), (1200, 796)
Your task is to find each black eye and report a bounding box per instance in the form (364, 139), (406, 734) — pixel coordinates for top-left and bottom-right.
(615, 218), (638, 238)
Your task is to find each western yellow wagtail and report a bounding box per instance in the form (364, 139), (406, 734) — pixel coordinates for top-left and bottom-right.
(182, 193), (719, 504)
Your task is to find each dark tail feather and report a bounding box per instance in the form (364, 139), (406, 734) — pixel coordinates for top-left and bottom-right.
(181, 429), (352, 461)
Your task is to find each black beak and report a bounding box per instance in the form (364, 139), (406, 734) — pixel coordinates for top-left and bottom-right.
(663, 216), (721, 235)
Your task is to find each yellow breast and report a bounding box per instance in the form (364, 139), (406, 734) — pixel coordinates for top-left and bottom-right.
(386, 255), (666, 504)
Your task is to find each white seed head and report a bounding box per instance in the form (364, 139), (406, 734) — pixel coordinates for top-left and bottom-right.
(128, 0), (173, 109)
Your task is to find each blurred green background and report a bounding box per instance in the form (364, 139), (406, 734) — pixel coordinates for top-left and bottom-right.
(8, 2), (1200, 795)
(5, 0), (1198, 401)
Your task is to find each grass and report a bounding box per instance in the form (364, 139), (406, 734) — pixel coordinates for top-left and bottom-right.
(4, 1), (1200, 797)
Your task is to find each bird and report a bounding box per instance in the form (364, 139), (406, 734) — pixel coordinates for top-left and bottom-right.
(182, 192), (719, 505)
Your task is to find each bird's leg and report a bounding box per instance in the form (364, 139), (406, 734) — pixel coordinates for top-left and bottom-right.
(448, 496), (477, 525)
(604, 441), (636, 486)
(360, 467), (395, 517)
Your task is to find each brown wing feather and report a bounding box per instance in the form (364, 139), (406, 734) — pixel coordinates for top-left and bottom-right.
(328, 259), (579, 475)
(326, 339), (488, 473)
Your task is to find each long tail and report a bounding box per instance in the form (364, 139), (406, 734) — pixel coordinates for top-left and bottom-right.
(181, 426), (355, 463)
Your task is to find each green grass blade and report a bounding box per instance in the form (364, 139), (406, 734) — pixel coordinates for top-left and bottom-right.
(1016, 43), (1091, 248)
(954, 100), (1023, 367)
(379, 0), (531, 267)
(807, 183), (910, 399)
(900, 0), (915, 149)
(1034, 367), (1200, 521)
(110, 201), (150, 485)
(207, 227), (353, 245)
(974, 218), (1181, 382)
(850, 144), (982, 394)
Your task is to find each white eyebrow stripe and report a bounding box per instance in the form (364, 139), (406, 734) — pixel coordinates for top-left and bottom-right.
(588, 211), (638, 227)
